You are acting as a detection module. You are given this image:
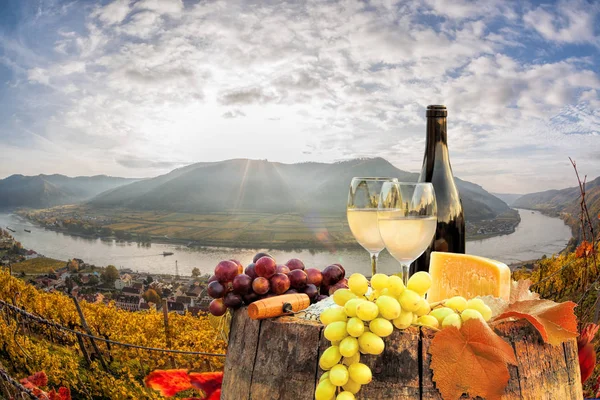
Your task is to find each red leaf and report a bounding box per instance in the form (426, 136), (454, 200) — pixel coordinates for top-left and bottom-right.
(189, 371), (223, 399)
(578, 323), (599, 384)
(576, 241), (594, 258)
(145, 369), (192, 397)
(48, 387), (71, 400)
(578, 323), (598, 347)
(24, 372), (48, 388)
(207, 389), (221, 400)
(429, 319), (517, 400)
(494, 300), (578, 346)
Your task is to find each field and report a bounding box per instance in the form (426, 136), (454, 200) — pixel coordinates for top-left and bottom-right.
(22, 205), (521, 249)
(10, 257), (66, 274)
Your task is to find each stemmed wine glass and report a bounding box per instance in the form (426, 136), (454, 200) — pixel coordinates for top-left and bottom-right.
(377, 182), (437, 285)
(347, 177), (398, 276)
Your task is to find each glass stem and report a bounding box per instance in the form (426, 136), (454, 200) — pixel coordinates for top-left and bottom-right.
(401, 264), (409, 286)
(370, 252), (379, 277)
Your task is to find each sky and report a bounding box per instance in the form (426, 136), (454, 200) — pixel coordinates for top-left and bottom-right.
(0, 0), (599, 194)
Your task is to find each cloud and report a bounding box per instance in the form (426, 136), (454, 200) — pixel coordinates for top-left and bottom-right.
(219, 87), (278, 105)
(222, 110), (246, 119)
(90, 0), (132, 25)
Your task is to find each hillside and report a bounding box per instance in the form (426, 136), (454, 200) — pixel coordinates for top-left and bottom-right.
(90, 158), (510, 221)
(0, 174), (138, 209)
(513, 176), (600, 242)
(492, 193), (523, 206)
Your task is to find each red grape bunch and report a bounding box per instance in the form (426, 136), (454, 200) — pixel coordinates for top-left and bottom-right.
(207, 253), (347, 316)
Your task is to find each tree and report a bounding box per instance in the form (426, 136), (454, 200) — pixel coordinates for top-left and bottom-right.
(101, 265), (119, 284)
(191, 267), (200, 278)
(87, 275), (99, 286)
(143, 289), (161, 305)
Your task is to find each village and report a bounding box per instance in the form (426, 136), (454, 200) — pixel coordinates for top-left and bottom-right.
(0, 228), (213, 315)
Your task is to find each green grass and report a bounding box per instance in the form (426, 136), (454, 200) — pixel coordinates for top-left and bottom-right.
(11, 257), (66, 274)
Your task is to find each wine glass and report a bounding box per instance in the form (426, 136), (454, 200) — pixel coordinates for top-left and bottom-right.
(377, 182), (437, 285)
(347, 177), (398, 276)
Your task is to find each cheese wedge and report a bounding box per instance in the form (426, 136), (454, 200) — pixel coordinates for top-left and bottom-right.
(427, 252), (511, 303)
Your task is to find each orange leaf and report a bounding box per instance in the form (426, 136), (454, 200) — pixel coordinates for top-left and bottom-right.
(575, 241), (594, 258)
(145, 369), (192, 397)
(23, 372), (47, 388)
(509, 279), (540, 303)
(495, 300), (578, 346)
(189, 371), (223, 399)
(429, 319), (517, 400)
(48, 387), (71, 400)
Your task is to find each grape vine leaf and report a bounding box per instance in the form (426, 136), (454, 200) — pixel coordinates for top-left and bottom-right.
(494, 300), (578, 346)
(48, 387), (71, 400)
(429, 318), (517, 400)
(509, 279), (540, 303)
(189, 371), (223, 400)
(144, 369), (192, 397)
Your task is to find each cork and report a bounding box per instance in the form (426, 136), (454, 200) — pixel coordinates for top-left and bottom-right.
(247, 294), (310, 320)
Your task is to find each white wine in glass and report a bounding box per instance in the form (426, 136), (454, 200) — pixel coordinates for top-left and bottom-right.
(378, 182), (437, 284)
(347, 177), (397, 276)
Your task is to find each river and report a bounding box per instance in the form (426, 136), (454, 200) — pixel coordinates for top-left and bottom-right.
(0, 209), (571, 276)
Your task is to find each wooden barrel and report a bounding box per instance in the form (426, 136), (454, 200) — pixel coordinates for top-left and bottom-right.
(221, 308), (583, 400)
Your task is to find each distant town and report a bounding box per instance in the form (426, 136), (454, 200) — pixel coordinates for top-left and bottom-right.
(1, 228), (212, 315)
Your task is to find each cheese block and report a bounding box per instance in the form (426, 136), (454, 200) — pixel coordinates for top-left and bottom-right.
(427, 252), (511, 303)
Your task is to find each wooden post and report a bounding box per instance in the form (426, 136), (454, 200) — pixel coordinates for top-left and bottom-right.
(71, 295), (109, 372)
(162, 298), (177, 369)
(75, 331), (92, 367)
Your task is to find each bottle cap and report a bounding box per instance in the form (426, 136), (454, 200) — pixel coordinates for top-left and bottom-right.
(426, 105), (447, 117)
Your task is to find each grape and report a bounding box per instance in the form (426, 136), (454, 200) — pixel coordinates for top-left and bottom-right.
(223, 292), (243, 308)
(392, 310), (413, 330)
(268, 273), (290, 295)
(322, 265), (344, 286)
(429, 307), (456, 324)
(332, 263), (346, 277)
(255, 256), (277, 279)
(346, 317), (365, 337)
(329, 364), (349, 386)
(209, 298), (227, 316)
(337, 392), (355, 400)
(333, 289), (357, 307)
(242, 292), (259, 305)
(319, 371), (330, 382)
(358, 331), (384, 355)
(276, 264), (290, 274)
(252, 252), (273, 263)
(229, 259), (243, 274)
(252, 277), (270, 295)
(339, 336), (359, 357)
(461, 309), (484, 322)
(285, 258), (305, 271)
(370, 273), (389, 290)
(342, 351), (360, 366)
(306, 268), (323, 286)
(355, 301), (379, 321)
(316, 294), (329, 302)
(414, 299), (431, 317)
(388, 275), (406, 296)
(214, 260), (239, 283)
(399, 289), (421, 312)
(315, 379), (336, 400)
(342, 379), (361, 395)
(465, 298), (492, 321)
(288, 269), (308, 290)
(375, 295), (401, 320)
(441, 313), (462, 329)
(319, 346), (342, 370)
(324, 321), (349, 342)
(348, 363), (372, 385)
(445, 296), (467, 312)
(417, 315), (439, 329)
(232, 274), (253, 295)
(320, 307), (347, 326)
(207, 281), (226, 299)
(344, 298), (364, 318)
(328, 279), (349, 295)
(348, 273), (368, 296)
(369, 318), (393, 337)
(407, 271), (432, 295)
(303, 283), (319, 302)
(244, 263), (258, 280)
(285, 288), (299, 294)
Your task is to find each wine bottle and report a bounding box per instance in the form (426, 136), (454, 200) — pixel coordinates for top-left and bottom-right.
(411, 105), (465, 274)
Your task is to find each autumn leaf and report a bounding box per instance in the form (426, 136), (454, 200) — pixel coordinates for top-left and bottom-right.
(509, 279), (540, 303)
(145, 369), (192, 397)
(578, 323), (598, 384)
(429, 318), (517, 400)
(575, 241), (595, 258)
(190, 371), (223, 400)
(23, 371), (48, 388)
(494, 300), (578, 346)
(48, 387), (71, 400)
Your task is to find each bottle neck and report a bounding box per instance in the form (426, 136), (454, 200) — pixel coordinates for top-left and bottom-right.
(426, 116), (447, 146)
(421, 116), (451, 180)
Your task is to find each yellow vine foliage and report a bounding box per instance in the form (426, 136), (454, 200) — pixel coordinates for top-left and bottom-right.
(0, 270), (226, 399)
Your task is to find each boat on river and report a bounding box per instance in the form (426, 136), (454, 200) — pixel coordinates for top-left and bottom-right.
(24, 229), (31, 233)
(6, 227), (15, 232)
(162, 252), (174, 256)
